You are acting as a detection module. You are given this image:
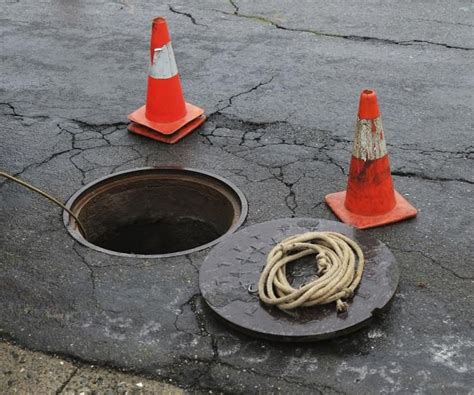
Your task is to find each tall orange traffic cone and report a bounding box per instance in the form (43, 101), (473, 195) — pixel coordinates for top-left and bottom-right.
(128, 17), (206, 144)
(325, 89), (417, 229)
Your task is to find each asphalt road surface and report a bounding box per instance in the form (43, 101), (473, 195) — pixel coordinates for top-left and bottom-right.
(1, 1), (473, 393)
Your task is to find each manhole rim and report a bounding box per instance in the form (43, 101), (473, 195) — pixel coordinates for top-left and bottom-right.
(63, 167), (248, 258)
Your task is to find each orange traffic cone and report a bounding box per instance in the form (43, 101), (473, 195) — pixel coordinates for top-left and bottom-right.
(128, 17), (206, 144)
(325, 89), (417, 229)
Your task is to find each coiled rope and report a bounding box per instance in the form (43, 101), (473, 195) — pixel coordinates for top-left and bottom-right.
(0, 170), (85, 236)
(258, 231), (365, 313)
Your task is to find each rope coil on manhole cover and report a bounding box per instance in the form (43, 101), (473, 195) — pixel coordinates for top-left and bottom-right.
(257, 231), (365, 313)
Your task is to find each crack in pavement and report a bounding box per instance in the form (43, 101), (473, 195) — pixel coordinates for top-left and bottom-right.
(3, 86), (275, 183)
(392, 170), (473, 185)
(270, 166), (303, 217)
(229, 0), (239, 15)
(1, 101), (471, 195)
(172, 293), (201, 335)
(56, 123), (97, 185)
(391, 144), (474, 158)
(200, 115), (332, 217)
(168, 5), (208, 27)
(202, 113), (471, 187)
(219, 2), (472, 51)
(318, 144), (347, 176)
(199, 111), (473, 216)
(324, 134), (473, 160)
(0, 102), (48, 122)
(4, 149), (79, 184)
(59, 123), (138, 185)
(161, 352), (345, 394)
(212, 75), (275, 115)
(185, 255), (200, 275)
(391, 246), (473, 281)
(72, 244), (102, 310)
(1, 102), (20, 117)
(311, 200), (325, 210)
(0, 103), (130, 186)
(202, 113), (346, 178)
(55, 367), (79, 394)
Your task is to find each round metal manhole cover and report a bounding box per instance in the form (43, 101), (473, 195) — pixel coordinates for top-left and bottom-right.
(199, 218), (399, 342)
(63, 167), (248, 258)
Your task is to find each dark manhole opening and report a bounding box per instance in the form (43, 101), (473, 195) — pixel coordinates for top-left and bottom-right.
(64, 168), (247, 257)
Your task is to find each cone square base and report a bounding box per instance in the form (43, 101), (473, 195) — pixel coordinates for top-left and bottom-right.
(128, 115), (206, 144)
(128, 102), (205, 135)
(325, 190), (417, 229)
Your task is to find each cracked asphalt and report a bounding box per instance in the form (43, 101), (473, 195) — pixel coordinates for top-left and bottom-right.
(1, 0), (473, 393)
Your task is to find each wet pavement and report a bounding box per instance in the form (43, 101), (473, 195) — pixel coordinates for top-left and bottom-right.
(1, 0), (473, 393)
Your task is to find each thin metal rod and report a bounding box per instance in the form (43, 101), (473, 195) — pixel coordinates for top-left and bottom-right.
(0, 170), (86, 236)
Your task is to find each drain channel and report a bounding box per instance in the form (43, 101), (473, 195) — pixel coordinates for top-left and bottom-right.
(64, 168), (247, 257)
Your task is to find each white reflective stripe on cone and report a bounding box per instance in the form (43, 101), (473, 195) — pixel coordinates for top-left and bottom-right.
(352, 117), (388, 161)
(149, 43), (178, 79)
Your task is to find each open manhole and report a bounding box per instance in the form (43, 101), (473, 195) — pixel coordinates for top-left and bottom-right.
(64, 168), (247, 257)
